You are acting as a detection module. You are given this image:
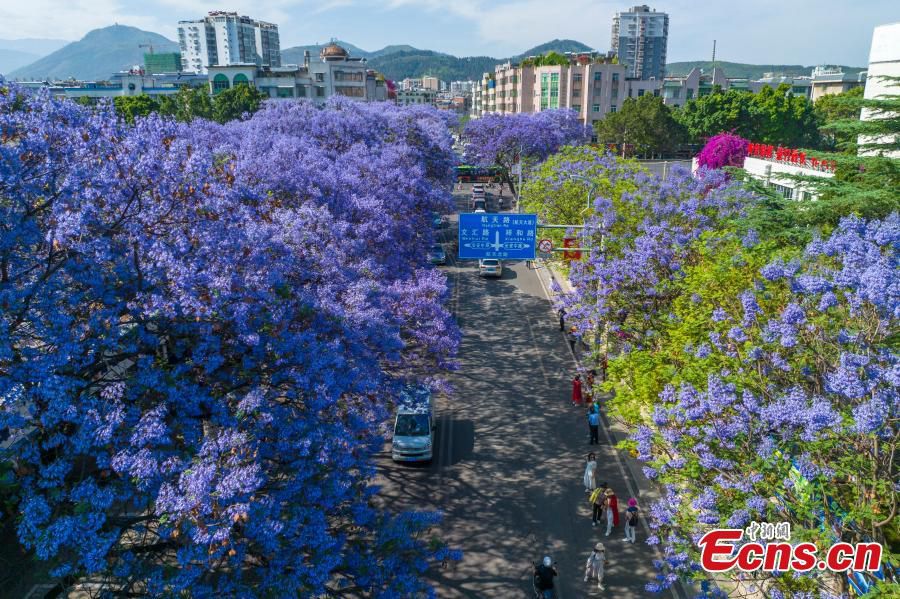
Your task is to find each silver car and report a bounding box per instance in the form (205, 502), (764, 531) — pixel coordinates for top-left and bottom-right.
(479, 258), (503, 277)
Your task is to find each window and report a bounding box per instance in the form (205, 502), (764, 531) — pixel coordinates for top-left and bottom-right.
(297, 86), (307, 97)
(336, 86), (365, 97)
(276, 87), (294, 98)
(653, 88), (660, 97)
(212, 73), (230, 94)
(672, 88), (680, 98)
(315, 73), (324, 82)
(593, 72), (602, 82)
(770, 183), (794, 199)
(572, 104), (581, 112)
(638, 89), (645, 97)
(573, 74), (582, 82)
(612, 73), (619, 82)
(315, 86), (325, 97)
(592, 104), (600, 112)
(610, 105), (617, 113)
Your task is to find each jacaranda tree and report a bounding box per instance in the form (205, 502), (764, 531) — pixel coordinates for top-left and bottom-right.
(0, 86), (460, 597)
(553, 147), (898, 595)
(462, 109), (590, 197)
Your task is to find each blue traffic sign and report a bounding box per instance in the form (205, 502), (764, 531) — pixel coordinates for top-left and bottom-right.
(458, 213), (537, 260)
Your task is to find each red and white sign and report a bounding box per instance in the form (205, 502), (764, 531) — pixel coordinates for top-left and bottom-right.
(563, 237), (581, 261)
(538, 239), (553, 254)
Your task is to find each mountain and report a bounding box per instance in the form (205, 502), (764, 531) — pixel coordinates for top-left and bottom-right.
(0, 49), (41, 75)
(511, 39), (594, 61)
(10, 25), (178, 81)
(666, 61), (866, 79)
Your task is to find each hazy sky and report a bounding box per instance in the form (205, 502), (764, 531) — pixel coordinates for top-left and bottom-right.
(2, 0), (897, 65)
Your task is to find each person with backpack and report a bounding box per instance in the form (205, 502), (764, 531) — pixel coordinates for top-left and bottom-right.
(624, 498), (639, 543)
(584, 542), (608, 591)
(590, 481), (608, 527)
(587, 406), (600, 445)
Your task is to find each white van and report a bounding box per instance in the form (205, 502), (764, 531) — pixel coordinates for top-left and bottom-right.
(391, 386), (434, 463)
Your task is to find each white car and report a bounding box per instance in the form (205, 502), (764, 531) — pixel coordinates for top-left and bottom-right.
(391, 387), (434, 463)
(479, 258), (503, 277)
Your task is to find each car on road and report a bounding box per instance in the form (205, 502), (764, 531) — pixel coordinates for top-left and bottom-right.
(427, 244), (447, 265)
(479, 258), (503, 277)
(472, 198), (486, 212)
(391, 386), (434, 463)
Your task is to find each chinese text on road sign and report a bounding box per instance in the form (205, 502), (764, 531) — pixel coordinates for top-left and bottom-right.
(458, 213), (537, 260)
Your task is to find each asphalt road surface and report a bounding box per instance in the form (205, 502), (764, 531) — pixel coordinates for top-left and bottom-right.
(375, 184), (680, 598)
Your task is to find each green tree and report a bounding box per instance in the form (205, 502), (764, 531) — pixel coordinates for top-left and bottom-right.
(673, 88), (754, 142)
(674, 85), (819, 147)
(157, 85), (214, 122)
(113, 94), (160, 123)
(595, 94), (686, 157)
(212, 83), (267, 124)
(815, 86), (864, 151)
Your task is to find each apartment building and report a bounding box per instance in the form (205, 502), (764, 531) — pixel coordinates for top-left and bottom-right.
(611, 5), (669, 81)
(472, 52), (662, 127)
(178, 11), (281, 74)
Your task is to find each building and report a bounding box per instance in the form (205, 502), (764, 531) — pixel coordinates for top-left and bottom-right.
(693, 142), (835, 200)
(178, 11), (281, 74)
(471, 52), (662, 128)
(421, 76), (441, 91)
(395, 88), (437, 106)
(450, 80), (475, 95)
(207, 43), (386, 103)
(662, 67), (813, 107)
(144, 52), (182, 74)
(810, 66), (866, 102)
(17, 71), (209, 101)
(611, 5), (669, 81)
(400, 78), (423, 91)
(860, 22), (900, 157)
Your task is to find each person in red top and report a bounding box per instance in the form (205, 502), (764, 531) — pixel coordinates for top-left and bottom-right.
(572, 374), (583, 406)
(604, 488), (620, 536)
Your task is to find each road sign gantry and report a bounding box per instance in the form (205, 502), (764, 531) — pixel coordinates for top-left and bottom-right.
(457, 213), (538, 260)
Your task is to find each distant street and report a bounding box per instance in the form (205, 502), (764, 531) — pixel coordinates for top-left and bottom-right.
(375, 184), (678, 598)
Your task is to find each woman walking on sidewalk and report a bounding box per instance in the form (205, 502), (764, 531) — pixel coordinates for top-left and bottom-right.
(584, 542), (608, 591)
(624, 498), (639, 543)
(571, 374), (583, 406)
(604, 488), (620, 536)
(583, 453), (597, 493)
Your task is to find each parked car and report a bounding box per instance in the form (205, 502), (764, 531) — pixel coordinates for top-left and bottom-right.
(391, 386), (434, 463)
(427, 244), (447, 265)
(472, 198), (486, 212)
(479, 258), (503, 277)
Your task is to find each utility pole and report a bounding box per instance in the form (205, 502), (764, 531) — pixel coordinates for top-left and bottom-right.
(711, 39), (716, 64)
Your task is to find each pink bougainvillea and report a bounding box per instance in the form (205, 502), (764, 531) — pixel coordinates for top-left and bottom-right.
(697, 132), (749, 170)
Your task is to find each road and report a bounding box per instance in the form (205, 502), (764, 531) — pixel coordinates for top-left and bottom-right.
(375, 184), (675, 598)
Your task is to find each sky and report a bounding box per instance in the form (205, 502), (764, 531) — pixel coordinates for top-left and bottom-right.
(1, 0), (897, 65)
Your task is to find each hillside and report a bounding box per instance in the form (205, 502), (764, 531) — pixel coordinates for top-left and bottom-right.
(666, 60), (866, 79)
(10, 25), (178, 81)
(0, 49), (40, 75)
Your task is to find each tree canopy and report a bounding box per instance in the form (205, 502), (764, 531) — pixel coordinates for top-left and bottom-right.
(594, 94), (686, 157)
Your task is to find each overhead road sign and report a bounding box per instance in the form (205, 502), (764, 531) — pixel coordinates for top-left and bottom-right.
(458, 213), (537, 260)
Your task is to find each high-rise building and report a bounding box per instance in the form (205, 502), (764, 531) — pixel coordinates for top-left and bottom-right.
(421, 75), (441, 91)
(611, 5), (668, 80)
(178, 11), (281, 74)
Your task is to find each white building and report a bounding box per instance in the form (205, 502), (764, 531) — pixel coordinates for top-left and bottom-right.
(450, 80), (475, 95)
(207, 43), (386, 103)
(178, 11), (281, 74)
(611, 5), (668, 81)
(395, 88), (437, 106)
(860, 22), (900, 157)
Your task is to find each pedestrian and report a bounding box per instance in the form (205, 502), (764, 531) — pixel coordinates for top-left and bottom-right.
(585, 369), (596, 402)
(558, 308), (566, 332)
(583, 453), (597, 493)
(584, 542), (608, 591)
(604, 488), (620, 537)
(588, 406), (600, 445)
(571, 374), (583, 406)
(624, 498), (639, 543)
(589, 484), (605, 527)
(567, 326), (578, 353)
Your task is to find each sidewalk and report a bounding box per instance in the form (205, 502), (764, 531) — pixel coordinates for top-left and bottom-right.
(531, 259), (692, 599)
